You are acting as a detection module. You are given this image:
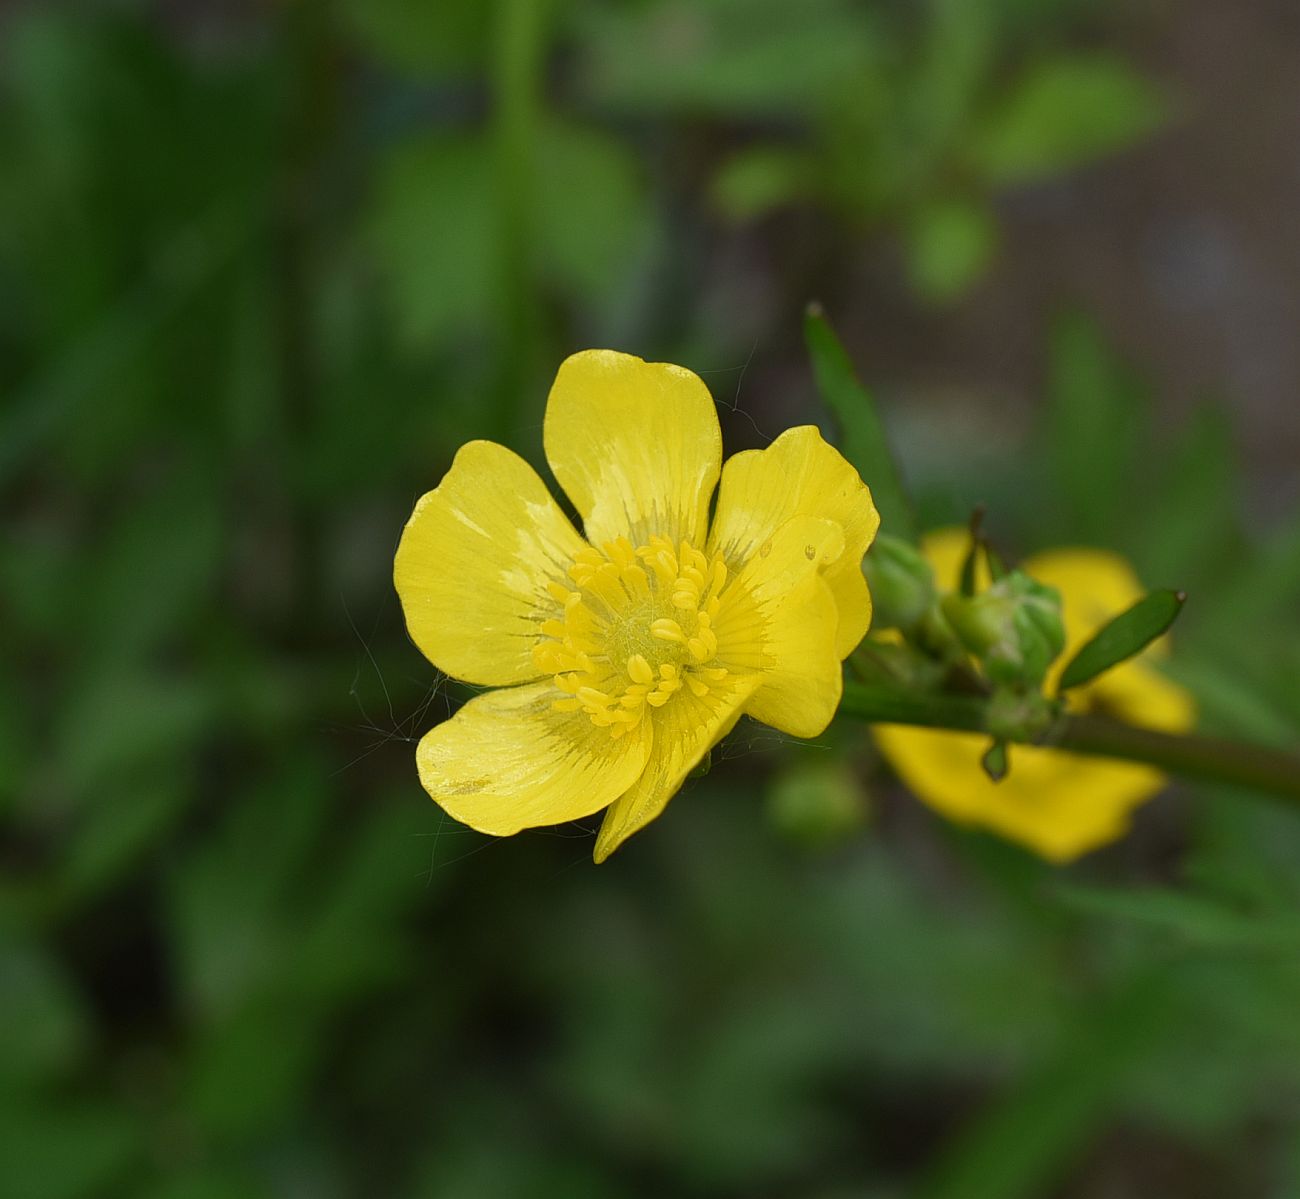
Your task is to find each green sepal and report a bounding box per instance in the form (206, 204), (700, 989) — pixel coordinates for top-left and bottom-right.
(981, 740), (1010, 783)
(942, 571), (1065, 687)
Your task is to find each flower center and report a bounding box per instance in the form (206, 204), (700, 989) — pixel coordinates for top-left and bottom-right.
(533, 535), (733, 738)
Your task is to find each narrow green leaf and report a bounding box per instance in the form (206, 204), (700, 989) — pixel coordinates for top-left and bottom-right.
(1041, 313), (1148, 544)
(973, 55), (1166, 187)
(1054, 884), (1300, 950)
(1057, 589), (1185, 692)
(804, 304), (917, 543)
(920, 973), (1170, 1199)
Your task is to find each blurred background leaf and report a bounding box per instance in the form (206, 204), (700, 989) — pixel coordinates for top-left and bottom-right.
(3, 1), (1298, 1196)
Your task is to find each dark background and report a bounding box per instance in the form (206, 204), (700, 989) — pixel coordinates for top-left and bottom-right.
(3, 2), (1300, 1197)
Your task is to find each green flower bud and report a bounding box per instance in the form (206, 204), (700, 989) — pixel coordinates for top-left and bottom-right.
(941, 571), (1065, 687)
(766, 760), (868, 849)
(863, 535), (937, 631)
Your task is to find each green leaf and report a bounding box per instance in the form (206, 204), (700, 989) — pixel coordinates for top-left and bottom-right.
(804, 305), (917, 543)
(578, 0), (877, 118)
(536, 121), (653, 305)
(710, 147), (811, 221)
(766, 759), (868, 848)
(367, 135), (495, 350)
(1041, 313), (1148, 543)
(973, 55), (1166, 186)
(1053, 884), (1300, 950)
(1057, 589), (1185, 692)
(904, 199), (998, 302)
(337, 0), (489, 75)
(0, 937), (88, 1087)
(920, 974), (1171, 1199)
(0, 1100), (139, 1199)
(1129, 403), (1239, 589)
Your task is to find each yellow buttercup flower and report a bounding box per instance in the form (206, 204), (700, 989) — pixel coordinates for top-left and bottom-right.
(395, 350), (879, 861)
(873, 528), (1196, 862)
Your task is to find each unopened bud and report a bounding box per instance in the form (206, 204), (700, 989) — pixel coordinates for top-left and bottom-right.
(942, 571), (1065, 686)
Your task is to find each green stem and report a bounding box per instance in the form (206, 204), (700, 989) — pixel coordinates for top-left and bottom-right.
(490, 0), (547, 440)
(840, 682), (1300, 802)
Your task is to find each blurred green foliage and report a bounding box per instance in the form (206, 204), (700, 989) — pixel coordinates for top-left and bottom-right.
(3, 2), (1299, 1198)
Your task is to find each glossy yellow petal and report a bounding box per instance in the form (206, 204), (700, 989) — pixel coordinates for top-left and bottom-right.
(714, 516), (846, 738)
(416, 682), (652, 836)
(593, 672), (760, 862)
(543, 349), (722, 549)
(871, 725), (1168, 862)
(708, 426), (880, 657)
(394, 440), (587, 686)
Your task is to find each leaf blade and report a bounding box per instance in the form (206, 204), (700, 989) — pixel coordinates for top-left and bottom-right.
(1057, 589), (1185, 692)
(804, 304), (918, 544)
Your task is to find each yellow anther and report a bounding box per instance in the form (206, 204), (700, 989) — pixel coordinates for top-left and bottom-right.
(653, 548), (678, 578)
(540, 533), (739, 737)
(621, 564), (650, 596)
(605, 538), (636, 567)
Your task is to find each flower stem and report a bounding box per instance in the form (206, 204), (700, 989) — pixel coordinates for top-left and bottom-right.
(839, 681), (1300, 802)
(490, 0), (548, 439)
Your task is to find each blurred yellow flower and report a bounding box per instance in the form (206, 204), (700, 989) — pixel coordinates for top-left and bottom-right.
(395, 350), (879, 861)
(873, 528), (1196, 862)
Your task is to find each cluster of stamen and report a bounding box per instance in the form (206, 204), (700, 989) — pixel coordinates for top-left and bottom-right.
(533, 535), (733, 738)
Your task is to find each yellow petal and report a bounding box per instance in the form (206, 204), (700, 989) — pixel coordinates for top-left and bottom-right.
(1082, 659), (1196, 731)
(708, 425), (880, 657)
(394, 440), (588, 686)
(713, 516), (846, 738)
(593, 673), (760, 862)
(543, 349), (722, 548)
(417, 682), (652, 836)
(872, 724), (1169, 862)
